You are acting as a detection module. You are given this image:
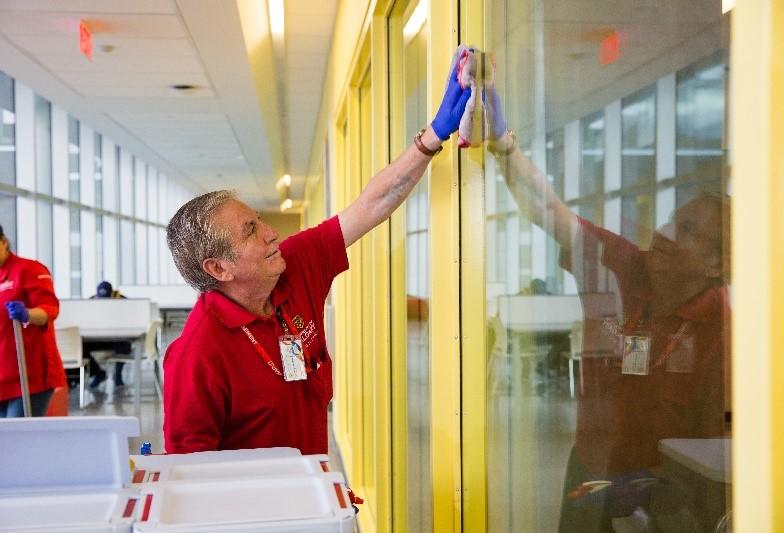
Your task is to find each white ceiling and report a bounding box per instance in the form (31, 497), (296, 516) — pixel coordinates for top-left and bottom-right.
(0, 0), (338, 210)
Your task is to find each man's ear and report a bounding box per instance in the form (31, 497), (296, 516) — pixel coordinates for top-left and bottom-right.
(202, 257), (235, 283)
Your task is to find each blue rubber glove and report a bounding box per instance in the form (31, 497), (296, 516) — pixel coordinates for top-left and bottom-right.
(6, 301), (30, 323)
(431, 59), (472, 141)
(484, 84), (507, 141)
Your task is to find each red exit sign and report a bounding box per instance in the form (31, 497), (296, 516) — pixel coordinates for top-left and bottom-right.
(79, 20), (92, 60)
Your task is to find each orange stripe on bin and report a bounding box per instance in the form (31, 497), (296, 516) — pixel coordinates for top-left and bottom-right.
(334, 483), (347, 508)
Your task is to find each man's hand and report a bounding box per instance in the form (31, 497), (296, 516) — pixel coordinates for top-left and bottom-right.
(6, 301), (29, 323)
(431, 56), (472, 141)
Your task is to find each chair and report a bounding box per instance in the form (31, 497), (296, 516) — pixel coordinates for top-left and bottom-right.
(55, 326), (87, 408)
(106, 319), (164, 400)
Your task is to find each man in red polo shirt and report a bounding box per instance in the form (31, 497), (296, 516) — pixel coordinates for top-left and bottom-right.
(485, 82), (730, 530)
(0, 224), (66, 417)
(163, 55), (472, 454)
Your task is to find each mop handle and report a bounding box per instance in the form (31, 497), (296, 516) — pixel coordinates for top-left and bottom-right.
(12, 320), (32, 417)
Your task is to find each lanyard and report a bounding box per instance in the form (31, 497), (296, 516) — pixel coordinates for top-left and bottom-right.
(622, 307), (692, 369)
(240, 324), (282, 376)
(240, 305), (313, 377)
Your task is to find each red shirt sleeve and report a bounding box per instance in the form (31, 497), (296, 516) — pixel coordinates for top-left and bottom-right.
(22, 262), (59, 321)
(279, 216), (350, 304)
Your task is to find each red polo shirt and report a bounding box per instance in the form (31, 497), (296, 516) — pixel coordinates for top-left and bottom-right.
(561, 218), (729, 476)
(163, 216), (349, 454)
(0, 253), (65, 401)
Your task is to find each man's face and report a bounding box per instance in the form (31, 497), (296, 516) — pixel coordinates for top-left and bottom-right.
(211, 199), (286, 285)
(646, 197), (723, 290)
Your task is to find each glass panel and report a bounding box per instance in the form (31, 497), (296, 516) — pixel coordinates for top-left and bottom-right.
(0, 71), (15, 187)
(401, 9), (432, 533)
(36, 200), (53, 271)
(69, 208), (81, 297)
(483, 1), (731, 532)
(94, 132), (103, 208)
(96, 214), (104, 283)
(34, 96), (52, 195)
(67, 116), (80, 202)
(120, 219), (135, 285)
(0, 193), (16, 247)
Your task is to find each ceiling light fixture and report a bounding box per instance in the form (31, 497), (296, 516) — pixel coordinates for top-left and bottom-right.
(721, 0), (735, 13)
(276, 173), (291, 189)
(268, 0), (285, 39)
(280, 198), (293, 212)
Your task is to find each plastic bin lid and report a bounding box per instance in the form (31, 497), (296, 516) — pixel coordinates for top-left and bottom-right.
(0, 416), (140, 495)
(658, 438), (731, 483)
(0, 488), (138, 532)
(135, 473), (354, 531)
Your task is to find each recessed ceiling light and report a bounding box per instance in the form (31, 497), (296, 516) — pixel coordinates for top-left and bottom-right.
(168, 84), (199, 95)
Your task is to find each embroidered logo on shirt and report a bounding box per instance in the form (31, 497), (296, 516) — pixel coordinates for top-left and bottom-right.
(0, 280), (14, 292)
(293, 314), (305, 330)
(301, 320), (318, 348)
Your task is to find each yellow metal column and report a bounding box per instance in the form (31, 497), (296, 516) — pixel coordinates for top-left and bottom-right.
(370, 8), (393, 531)
(731, 0), (784, 530)
(385, 3), (410, 531)
(459, 0), (487, 531)
(428, 0), (462, 530)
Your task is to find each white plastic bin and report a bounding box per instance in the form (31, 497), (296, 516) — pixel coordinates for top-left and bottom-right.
(0, 417), (141, 532)
(130, 451), (332, 485)
(133, 473), (355, 532)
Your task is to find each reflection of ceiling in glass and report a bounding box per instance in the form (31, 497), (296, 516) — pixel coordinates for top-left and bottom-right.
(488, 0), (728, 135)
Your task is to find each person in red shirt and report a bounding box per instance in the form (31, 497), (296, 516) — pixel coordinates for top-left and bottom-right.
(163, 54), (472, 454)
(0, 224), (66, 417)
(484, 80), (730, 530)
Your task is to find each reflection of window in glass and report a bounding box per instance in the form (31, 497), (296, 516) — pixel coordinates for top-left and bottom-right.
(34, 96), (52, 195)
(0, 193), (16, 247)
(94, 133), (103, 208)
(402, 7), (432, 532)
(676, 55), (725, 197)
(36, 201), (53, 271)
(69, 208), (82, 297)
(580, 111), (604, 196)
(546, 130), (565, 293)
(621, 87), (656, 187)
(620, 193), (654, 247)
(67, 116), (80, 202)
(0, 71), (16, 187)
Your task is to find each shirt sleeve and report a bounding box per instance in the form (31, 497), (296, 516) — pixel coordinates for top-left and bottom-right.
(163, 336), (229, 453)
(559, 217), (641, 293)
(23, 261), (59, 321)
(279, 216), (350, 304)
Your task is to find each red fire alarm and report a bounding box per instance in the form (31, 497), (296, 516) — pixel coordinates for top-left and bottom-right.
(79, 20), (92, 60)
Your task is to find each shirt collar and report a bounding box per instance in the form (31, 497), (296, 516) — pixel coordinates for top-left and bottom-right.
(205, 275), (293, 329)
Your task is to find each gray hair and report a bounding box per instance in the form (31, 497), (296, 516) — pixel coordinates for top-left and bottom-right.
(167, 190), (238, 292)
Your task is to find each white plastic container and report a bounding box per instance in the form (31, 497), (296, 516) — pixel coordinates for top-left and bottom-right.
(130, 451), (332, 485)
(0, 416), (141, 532)
(133, 473), (355, 532)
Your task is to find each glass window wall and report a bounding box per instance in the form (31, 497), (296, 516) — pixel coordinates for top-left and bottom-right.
(482, 1), (731, 531)
(0, 72), (15, 187)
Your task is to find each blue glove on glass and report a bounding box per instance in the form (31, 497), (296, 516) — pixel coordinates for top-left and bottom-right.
(6, 301), (30, 323)
(484, 84), (507, 141)
(431, 60), (472, 141)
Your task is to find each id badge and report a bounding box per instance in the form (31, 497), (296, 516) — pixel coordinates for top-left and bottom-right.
(622, 335), (651, 375)
(279, 334), (307, 382)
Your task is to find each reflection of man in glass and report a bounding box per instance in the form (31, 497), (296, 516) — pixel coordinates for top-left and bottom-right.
(485, 79), (730, 531)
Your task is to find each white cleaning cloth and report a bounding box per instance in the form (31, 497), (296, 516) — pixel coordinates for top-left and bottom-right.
(451, 45), (485, 148)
